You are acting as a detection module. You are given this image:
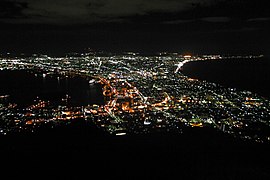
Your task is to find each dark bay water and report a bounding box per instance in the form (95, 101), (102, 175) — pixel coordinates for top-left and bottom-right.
(182, 58), (270, 99)
(0, 70), (104, 107)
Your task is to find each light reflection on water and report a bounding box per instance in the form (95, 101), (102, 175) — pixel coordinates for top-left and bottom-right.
(0, 70), (104, 107)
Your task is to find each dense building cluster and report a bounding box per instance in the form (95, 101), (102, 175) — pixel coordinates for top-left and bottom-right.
(0, 52), (269, 143)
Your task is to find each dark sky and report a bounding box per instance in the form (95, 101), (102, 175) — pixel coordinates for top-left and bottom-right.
(0, 0), (270, 56)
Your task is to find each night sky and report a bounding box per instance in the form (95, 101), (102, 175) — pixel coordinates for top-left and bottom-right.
(0, 0), (270, 56)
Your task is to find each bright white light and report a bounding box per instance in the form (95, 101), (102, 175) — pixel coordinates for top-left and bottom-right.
(116, 132), (126, 136)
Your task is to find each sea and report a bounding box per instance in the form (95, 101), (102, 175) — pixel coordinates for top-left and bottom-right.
(182, 57), (270, 100)
(0, 70), (104, 107)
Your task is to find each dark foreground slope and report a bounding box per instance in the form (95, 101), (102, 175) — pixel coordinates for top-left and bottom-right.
(1, 120), (270, 179)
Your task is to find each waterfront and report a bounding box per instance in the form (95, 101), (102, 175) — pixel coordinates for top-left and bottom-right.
(182, 57), (270, 99)
(1, 57), (268, 107)
(0, 70), (104, 107)
(1, 54), (270, 143)
(0, 54), (270, 179)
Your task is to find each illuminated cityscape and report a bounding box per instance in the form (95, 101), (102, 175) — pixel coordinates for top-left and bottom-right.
(1, 53), (269, 144)
(1, 0), (270, 179)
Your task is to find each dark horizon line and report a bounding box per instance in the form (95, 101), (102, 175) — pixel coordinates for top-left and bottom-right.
(0, 50), (267, 58)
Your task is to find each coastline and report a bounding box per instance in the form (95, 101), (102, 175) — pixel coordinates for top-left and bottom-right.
(181, 57), (270, 100)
